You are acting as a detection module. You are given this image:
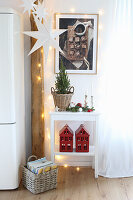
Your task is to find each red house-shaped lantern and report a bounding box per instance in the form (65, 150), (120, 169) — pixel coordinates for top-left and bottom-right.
(60, 124), (73, 152)
(76, 124), (90, 152)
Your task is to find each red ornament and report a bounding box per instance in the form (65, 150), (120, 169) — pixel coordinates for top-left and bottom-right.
(60, 124), (73, 152)
(76, 103), (82, 107)
(75, 124), (90, 152)
(87, 109), (93, 112)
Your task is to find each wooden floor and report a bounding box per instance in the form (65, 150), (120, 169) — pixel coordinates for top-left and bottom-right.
(0, 167), (133, 200)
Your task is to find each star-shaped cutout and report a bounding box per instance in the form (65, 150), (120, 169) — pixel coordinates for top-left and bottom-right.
(33, 1), (48, 22)
(24, 16), (67, 62)
(21, 0), (36, 16)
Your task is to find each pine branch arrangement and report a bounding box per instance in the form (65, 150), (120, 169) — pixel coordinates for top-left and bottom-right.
(66, 103), (95, 112)
(55, 59), (71, 94)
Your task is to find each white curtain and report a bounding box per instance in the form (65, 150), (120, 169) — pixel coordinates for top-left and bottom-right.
(98, 0), (133, 178)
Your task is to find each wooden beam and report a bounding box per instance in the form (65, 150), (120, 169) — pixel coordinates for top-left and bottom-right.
(30, 11), (44, 158)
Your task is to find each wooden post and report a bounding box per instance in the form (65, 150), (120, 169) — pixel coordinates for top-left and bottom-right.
(30, 11), (44, 158)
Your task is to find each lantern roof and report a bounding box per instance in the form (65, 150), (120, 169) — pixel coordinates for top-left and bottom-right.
(59, 124), (73, 135)
(75, 124), (90, 135)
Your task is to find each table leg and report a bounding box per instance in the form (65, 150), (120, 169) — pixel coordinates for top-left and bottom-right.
(50, 118), (55, 163)
(95, 117), (99, 178)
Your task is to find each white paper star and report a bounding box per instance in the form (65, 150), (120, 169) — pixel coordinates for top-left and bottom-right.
(33, 1), (48, 22)
(21, 0), (36, 16)
(24, 17), (67, 62)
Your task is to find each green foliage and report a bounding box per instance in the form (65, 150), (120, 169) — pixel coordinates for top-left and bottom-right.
(66, 105), (80, 112)
(66, 105), (95, 112)
(55, 59), (70, 94)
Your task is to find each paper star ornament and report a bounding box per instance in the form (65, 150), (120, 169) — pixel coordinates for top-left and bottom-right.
(21, 0), (36, 16)
(33, 1), (48, 22)
(24, 17), (67, 62)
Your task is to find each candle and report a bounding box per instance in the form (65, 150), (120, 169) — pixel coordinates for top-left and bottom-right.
(84, 91), (88, 107)
(91, 96), (93, 108)
(91, 81), (94, 108)
(91, 83), (93, 96)
(85, 90), (88, 96)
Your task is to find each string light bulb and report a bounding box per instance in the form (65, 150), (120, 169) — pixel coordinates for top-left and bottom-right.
(48, 134), (50, 140)
(37, 76), (41, 81)
(64, 164), (68, 168)
(70, 8), (75, 13)
(99, 24), (103, 31)
(99, 9), (104, 16)
(41, 48), (44, 54)
(49, 46), (52, 50)
(48, 95), (52, 100)
(38, 63), (41, 67)
(56, 155), (61, 160)
(76, 167), (80, 172)
(41, 113), (44, 119)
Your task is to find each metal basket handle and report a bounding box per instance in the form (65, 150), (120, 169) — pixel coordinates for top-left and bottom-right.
(27, 155), (37, 163)
(69, 86), (74, 93)
(51, 87), (55, 94)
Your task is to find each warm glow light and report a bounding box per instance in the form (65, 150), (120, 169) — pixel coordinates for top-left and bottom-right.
(48, 134), (50, 140)
(76, 167), (80, 172)
(37, 76), (41, 81)
(56, 155), (61, 160)
(48, 95), (52, 100)
(70, 8), (75, 13)
(64, 164), (68, 168)
(41, 113), (44, 119)
(49, 46), (52, 50)
(38, 63), (41, 67)
(99, 24), (103, 31)
(41, 48), (44, 54)
(99, 9), (104, 16)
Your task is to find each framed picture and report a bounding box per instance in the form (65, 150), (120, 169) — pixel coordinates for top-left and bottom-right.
(55, 13), (99, 74)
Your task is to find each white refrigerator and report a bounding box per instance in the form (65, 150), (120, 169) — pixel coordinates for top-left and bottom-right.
(0, 8), (25, 189)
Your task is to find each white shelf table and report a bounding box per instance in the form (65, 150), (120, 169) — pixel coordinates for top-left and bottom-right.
(49, 111), (100, 178)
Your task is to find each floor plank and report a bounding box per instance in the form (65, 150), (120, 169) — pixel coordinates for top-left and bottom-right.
(0, 167), (133, 200)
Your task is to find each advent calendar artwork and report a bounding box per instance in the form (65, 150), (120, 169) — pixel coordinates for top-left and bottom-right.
(55, 13), (99, 74)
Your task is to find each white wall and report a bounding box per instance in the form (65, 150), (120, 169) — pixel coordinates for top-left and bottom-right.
(0, 0), (32, 159)
(0, 0), (113, 164)
(44, 0), (113, 164)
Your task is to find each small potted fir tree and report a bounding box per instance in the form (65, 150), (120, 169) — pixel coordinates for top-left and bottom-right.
(51, 60), (74, 111)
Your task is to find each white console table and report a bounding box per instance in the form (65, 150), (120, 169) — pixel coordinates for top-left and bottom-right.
(49, 111), (100, 178)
